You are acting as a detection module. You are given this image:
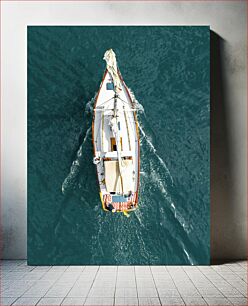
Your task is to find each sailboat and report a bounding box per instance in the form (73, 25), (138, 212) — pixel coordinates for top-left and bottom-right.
(92, 49), (140, 216)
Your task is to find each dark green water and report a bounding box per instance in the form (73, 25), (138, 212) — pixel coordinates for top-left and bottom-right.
(28, 26), (210, 265)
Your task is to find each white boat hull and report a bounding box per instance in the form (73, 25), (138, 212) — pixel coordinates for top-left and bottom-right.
(92, 69), (140, 213)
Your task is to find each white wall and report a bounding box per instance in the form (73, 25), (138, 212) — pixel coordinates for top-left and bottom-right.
(1, 1), (246, 260)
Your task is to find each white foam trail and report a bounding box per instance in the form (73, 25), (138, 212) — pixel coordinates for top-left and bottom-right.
(82, 127), (92, 144)
(154, 180), (194, 264)
(134, 209), (145, 228)
(138, 121), (189, 236)
(62, 127), (92, 194)
(139, 124), (156, 152)
(169, 200), (190, 234)
(139, 161), (194, 263)
(128, 87), (145, 114)
(181, 242), (195, 265)
(85, 93), (97, 114)
(149, 165), (191, 236)
(139, 123), (174, 184)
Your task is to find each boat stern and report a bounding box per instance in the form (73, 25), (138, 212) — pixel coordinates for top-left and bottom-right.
(102, 192), (138, 213)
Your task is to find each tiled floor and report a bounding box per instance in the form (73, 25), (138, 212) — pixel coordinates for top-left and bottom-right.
(1, 260), (247, 305)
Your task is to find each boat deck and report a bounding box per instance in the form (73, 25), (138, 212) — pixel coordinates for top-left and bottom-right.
(92, 70), (140, 213)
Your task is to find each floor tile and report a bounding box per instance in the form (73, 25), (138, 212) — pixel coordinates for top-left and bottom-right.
(66, 266), (85, 272)
(182, 297), (207, 305)
(116, 279), (136, 287)
(30, 266), (52, 272)
(99, 266), (117, 272)
(0, 297), (18, 305)
(92, 281), (115, 288)
(84, 266), (99, 273)
(138, 287), (158, 297)
(67, 285), (91, 297)
(197, 287), (224, 297)
(2, 289), (29, 298)
(118, 266), (134, 273)
(135, 274), (154, 280)
(152, 274), (171, 280)
(12, 297), (40, 305)
(117, 272), (135, 279)
(228, 297), (248, 305)
(85, 297), (114, 305)
(41, 272), (63, 281)
(138, 297), (161, 305)
(1, 260), (247, 306)
(12, 265), (35, 272)
(45, 284), (72, 297)
(218, 286), (244, 297)
(4, 272), (28, 280)
(22, 272), (46, 281)
(204, 297), (232, 305)
(61, 297), (86, 305)
(157, 288), (180, 297)
(96, 272), (116, 279)
(115, 287), (137, 298)
(78, 275), (96, 283)
(49, 266), (68, 272)
(37, 297), (64, 305)
(135, 266), (151, 273)
(178, 288), (201, 297)
(136, 278), (155, 287)
(22, 281), (54, 297)
(60, 271), (81, 279)
(115, 297), (138, 305)
(88, 287), (115, 298)
(160, 297), (185, 305)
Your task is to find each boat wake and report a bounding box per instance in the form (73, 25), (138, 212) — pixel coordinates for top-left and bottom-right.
(62, 127), (92, 195)
(61, 89), (195, 265)
(135, 112), (195, 264)
(85, 93), (97, 115)
(139, 123), (174, 185)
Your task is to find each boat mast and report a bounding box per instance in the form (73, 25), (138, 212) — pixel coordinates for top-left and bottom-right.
(113, 92), (124, 194)
(103, 48), (125, 195)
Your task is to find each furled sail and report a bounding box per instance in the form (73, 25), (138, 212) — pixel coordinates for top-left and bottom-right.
(103, 49), (122, 92)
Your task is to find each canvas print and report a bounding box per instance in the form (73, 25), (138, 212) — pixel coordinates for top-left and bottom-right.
(28, 26), (210, 265)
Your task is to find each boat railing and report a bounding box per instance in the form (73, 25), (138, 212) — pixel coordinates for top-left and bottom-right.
(94, 107), (137, 112)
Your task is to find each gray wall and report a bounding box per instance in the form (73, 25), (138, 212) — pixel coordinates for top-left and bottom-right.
(1, 1), (246, 260)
